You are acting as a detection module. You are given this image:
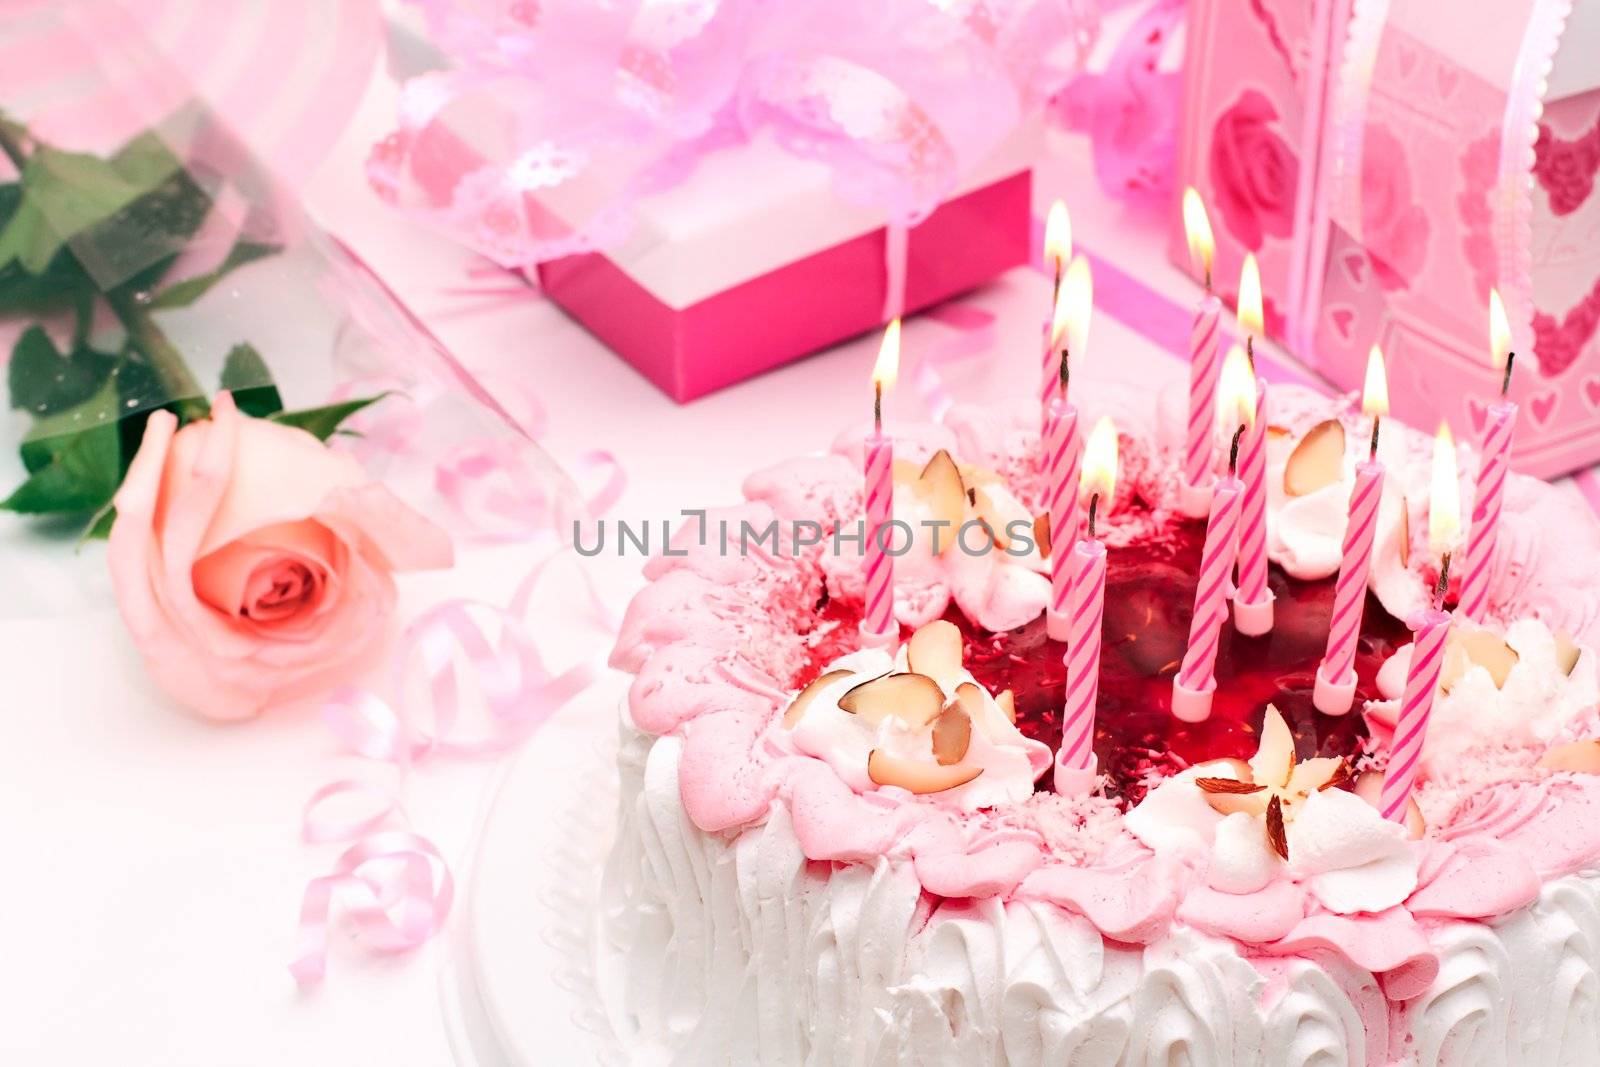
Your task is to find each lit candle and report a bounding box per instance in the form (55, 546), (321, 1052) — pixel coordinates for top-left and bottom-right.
(1458, 289), (1518, 622)
(1180, 188), (1222, 516)
(861, 320), (900, 647)
(1314, 345), (1390, 714)
(1056, 416), (1118, 794)
(1233, 253), (1274, 635)
(1380, 422), (1460, 822)
(1172, 345), (1254, 722)
(1040, 201), (1072, 427)
(1044, 255), (1091, 641)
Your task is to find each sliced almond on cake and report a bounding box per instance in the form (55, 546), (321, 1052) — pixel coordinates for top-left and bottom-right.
(1457, 628), (1520, 689)
(906, 619), (965, 692)
(1283, 419), (1346, 497)
(1555, 630), (1582, 677)
(971, 486), (1011, 549)
(838, 672), (944, 728)
(932, 704), (974, 765)
(1538, 740), (1600, 774)
(1352, 771), (1426, 840)
(958, 462), (1003, 490)
(892, 458), (922, 484)
(1033, 513), (1052, 560)
(1398, 495), (1411, 569)
(782, 669), (853, 729)
(915, 450), (967, 547)
(995, 688), (1016, 723)
(1194, 757), (1267, 817)
(867, 750), (983, 794)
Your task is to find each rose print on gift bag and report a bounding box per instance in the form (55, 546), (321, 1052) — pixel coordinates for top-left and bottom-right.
(1358, 124), (1430, 292)
(1208, 88), (1299, 250)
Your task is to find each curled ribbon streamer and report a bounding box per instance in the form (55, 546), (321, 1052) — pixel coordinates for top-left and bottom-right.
(293, 551), (619, 984)
(289, 830), (454, 986)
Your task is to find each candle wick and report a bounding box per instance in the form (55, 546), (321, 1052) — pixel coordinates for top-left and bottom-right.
(1245, 335), (1256, 374)
(1088, 493), (1101, 540)
(1228, 424), (1245, 475)
(1204, 264), (1211, 292)
(1433, 552), (1452, 610)
(874, 381), (882, 435)
(1059, 348), (1070, 397)
(1369, 416), (1381, 461)
(1502, 351), (1515, 398)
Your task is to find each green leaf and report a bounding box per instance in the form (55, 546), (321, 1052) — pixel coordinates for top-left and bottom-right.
(3, 379), (122, 515)
(219, 342), (283, 418)
(8, 325), (116, 417)
(147, 240), (277, 310)
(80, 502), (117, 543)
(0, 184), (97, 316)
(270, 393), (390, 442)
(0, 138), (178, 273)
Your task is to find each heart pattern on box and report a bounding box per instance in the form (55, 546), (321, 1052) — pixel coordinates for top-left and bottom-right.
(1533, 117), (1600, 217)
(1528, 390), (1559, 427)
(1467, 395), (1488, 436)
(1584, 376), (1600, 413)
(1327, 305), (1356, 342)
(1532, 275), (1600, 379)
(1436, 65), (1458, 102)
(1342, 251), (1367, 288)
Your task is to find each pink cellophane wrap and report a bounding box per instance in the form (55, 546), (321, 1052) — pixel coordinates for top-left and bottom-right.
(0, 3), (586, 616)
(370, 0), (1096, 268)
(1175, 0), (1600, 478)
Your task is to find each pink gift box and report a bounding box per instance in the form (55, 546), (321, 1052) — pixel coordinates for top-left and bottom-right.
(534, 130), (1038, 403)
(1174, 0), (1600, 478)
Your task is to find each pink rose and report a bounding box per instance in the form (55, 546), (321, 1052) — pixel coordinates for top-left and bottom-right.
(1208, 89), (1299, 250)
(109, 392), (453, 720)
(1359, 124), (1429, 291)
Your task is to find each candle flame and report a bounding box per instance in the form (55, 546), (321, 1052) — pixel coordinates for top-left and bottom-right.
(1488, 287), (1512, 369)
(1362, 344), (1389, 417)
(1238, 252), (1263, 338)
(1050, 253), (1094, 355)
(1044, 200), (1071, 271)
(873, 318), (900, 391)
(1182, 187), (1214, 281)
(1216, 343), (1256, 436)
(1429, 422), (1461, 554)
(1081, 415), (1119, 506)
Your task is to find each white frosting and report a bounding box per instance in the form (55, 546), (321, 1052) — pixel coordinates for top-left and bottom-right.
(1208, 812), (1280, 894)
(599, 723), (1600, 1065)
(1371, 620), (1600, 777)
(1287, 788), (1419, 914)
(785, 648), (1050, 811)
(1122, 766), (1224, 860)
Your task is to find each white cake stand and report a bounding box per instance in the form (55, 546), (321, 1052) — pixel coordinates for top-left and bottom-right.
(439, 674), (631, 1067)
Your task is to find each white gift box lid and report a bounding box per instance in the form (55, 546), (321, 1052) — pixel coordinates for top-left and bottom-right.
(537, 120), (1043, 310)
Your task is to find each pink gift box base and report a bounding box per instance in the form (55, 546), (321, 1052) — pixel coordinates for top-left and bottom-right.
(537, 171), (1032, 403)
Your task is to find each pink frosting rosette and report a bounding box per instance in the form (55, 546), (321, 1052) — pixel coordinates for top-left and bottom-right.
(371, 0), (1095, 267)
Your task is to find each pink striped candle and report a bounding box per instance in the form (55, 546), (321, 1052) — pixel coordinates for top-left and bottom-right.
(1458, 399), (1516, 622)
(1313, 460), (1385, 713)
(862, 434), (894, 637)
(1460, 292), (1517, 622)
(1056, 416), (1117, 794)
(1379, 606), (1451, 822)
(861, 321), (900, 644)
(1232, 376), (1273, 634)
(1056, 537), (1106, 788)
(1172, 474), (1242, 722)
(1184, 293), (1222, 491)
(1180, 188), (1220, 514)
(1043, 389), (1082, 641)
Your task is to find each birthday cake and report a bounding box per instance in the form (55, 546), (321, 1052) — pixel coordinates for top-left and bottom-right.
(597, 381), (1600, 1065)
